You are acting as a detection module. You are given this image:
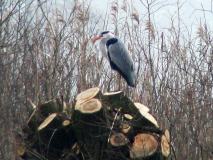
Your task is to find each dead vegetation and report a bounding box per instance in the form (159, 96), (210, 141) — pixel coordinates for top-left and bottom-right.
(0, 0), (213, 159)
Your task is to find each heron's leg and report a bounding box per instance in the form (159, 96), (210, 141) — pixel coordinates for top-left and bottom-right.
(107, 71), (113, 92)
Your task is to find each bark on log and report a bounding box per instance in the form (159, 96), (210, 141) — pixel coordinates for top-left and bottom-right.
(38, 98), (64, 116)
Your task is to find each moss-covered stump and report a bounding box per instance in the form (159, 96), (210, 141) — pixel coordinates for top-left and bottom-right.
(19, 87), (170, 160)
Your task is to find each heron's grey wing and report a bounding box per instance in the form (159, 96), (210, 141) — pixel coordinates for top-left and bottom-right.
(108, 39), (133, 71)
(107, 38), (136, 86)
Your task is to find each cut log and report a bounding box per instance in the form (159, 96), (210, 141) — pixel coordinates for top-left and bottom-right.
(134, 103), (159, 128)
(73, 99), (106, 160)
(27, 99), (61, 133)
(164, 129), (170, 142)
(102, 91), (124, 110)
(130, 133), (158, 159)
(35, 111), (76, 159)
(76, 87), (100, 102)
(103, 91), (123, 96)
(38, 113), (58, 131)
(120, 123), (131, 134)
(75, 98), (102, 114)
(22, 87), (168, 160)
(103, 91), (139, 116)
(62, 120), (71, 126)
(124, 114), (133, 120)
(131, 110), (159, 130)
(109, 132), (129, 147)
(161, 129), (170, 157)
(141, 112), (159, 128)
(39, 98), (63, 116)
(161, 135), (170, 157)
(134, 102), (150, 113)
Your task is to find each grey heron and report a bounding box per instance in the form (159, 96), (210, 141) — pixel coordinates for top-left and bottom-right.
(92, 31), (136, 87)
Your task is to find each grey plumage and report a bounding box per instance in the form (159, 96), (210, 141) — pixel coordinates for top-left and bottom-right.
(107, 38), (136, 87)
(92, 31), (136, 87)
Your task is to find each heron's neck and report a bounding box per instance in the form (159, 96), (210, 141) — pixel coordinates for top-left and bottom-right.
(100, 37), (111, 58)
(101, 37), (112, 44)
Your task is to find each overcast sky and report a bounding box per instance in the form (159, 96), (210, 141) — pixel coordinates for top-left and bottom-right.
(91, 0), (213, 30)
(55, 0), (213, 34)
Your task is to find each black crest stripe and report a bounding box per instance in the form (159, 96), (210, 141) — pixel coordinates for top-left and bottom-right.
(106, 38), (118, 47)
(101, 31), (110, 35)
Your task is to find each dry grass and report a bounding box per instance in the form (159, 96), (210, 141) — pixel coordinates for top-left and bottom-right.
(0, 0), (212, 159)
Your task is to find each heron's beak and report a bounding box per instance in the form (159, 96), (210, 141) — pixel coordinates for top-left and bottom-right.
(91, 35), (102, 44)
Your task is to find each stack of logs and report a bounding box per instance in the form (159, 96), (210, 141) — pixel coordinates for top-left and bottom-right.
(17, 87), (170, 160)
